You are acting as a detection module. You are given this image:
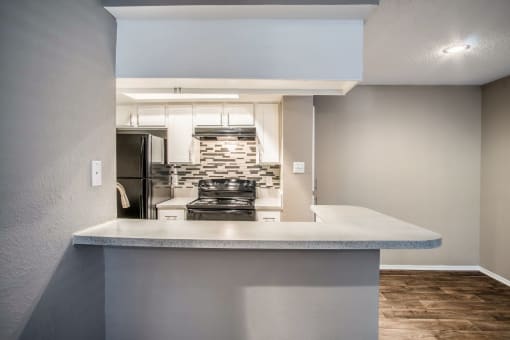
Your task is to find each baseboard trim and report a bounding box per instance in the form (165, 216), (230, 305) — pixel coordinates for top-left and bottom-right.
(479, 267), (510, 287)
(380, 265), (479, 271)
(380, 264), (510, 287)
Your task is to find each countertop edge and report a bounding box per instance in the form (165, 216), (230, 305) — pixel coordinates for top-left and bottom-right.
(72, 205), (442, 250)
(72, 234), (442, 250)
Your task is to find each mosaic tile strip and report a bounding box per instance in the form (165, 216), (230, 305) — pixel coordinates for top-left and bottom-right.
(171, 140), (280, 189)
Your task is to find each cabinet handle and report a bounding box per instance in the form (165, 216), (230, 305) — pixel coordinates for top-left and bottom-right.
(263, 217), (276, 222)
(165, 215), (178, 220)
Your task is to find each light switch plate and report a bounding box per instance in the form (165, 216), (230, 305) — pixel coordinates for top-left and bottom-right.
(293, 161), (305, 174)
(91, 160), (102, 187)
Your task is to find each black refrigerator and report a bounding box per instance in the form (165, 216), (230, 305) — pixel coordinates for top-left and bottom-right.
(116, 132), (171, 219)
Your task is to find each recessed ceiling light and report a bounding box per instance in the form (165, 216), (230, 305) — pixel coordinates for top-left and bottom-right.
(123, 93), (240, 100)
(442, 44), (471, 54)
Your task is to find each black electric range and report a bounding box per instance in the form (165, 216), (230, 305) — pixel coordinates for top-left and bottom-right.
(187, 179), (256, 221)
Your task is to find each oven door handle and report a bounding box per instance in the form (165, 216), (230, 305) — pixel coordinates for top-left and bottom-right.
(188, 209), (254, 215)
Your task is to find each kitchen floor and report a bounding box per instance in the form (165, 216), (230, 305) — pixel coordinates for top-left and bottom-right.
(379, 270), (510, 339)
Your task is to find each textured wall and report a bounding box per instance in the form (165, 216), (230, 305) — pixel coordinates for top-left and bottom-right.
(314, 86), (481, 265)
(481, 76), (510, 280)
(0, 1), (116, 339)
(172, 140), (280, 189)
(281, 97), (315, 221)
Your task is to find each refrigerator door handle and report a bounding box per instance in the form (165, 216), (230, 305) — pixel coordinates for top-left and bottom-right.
(147, 180), (154, 219)
(140, 136), (147, 178)
(139, 192), (143, 219)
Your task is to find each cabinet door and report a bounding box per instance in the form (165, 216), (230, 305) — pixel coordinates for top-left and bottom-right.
(225, 104), (254, 126)
(116, 105), (137, 127)
(255, 104), (280, 164)
(167, 105), (194, 163)
(193, 104), (223, 126)
(138, 105), (166, 127)
(158, 209), (186, 221)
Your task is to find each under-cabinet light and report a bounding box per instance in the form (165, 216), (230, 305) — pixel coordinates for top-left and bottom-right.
(123, 93), (240, 100)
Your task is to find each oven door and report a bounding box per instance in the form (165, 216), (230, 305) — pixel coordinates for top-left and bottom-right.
(187, 209), (256, 221)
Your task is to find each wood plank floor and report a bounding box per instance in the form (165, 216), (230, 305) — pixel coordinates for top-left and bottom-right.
(379, 270), (510, 340)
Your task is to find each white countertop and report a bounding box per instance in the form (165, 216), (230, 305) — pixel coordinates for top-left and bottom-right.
(157, 197), (282, 211)
(156, 197), (195, 209)
(73, 205), (441, 250)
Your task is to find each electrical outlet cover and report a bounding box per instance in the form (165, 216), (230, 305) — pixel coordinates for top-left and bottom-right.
(293, 162), (305, 174)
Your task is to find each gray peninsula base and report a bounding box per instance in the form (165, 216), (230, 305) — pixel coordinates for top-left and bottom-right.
(105, 247), (379, 340)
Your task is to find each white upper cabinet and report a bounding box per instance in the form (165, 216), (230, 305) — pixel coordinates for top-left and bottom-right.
(225, 104), (254, 126)
(167, 105), (196, 163)
(116, 105), (137, 127)
(255, 103), (280, 164)
(137, 105), (166, 127)
(193, 104), (223, 126)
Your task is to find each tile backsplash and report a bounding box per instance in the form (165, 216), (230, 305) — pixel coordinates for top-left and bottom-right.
(171, 140), (280, 189)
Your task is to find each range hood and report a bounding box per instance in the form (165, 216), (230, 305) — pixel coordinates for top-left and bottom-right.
(193, 127), (256, 141)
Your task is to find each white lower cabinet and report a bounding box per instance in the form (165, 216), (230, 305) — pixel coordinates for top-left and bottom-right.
(256, 210), (281, 222)
(158, 209), (186, 221)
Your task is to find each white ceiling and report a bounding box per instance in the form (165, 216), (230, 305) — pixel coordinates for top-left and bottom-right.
(363, 0), (510, 85)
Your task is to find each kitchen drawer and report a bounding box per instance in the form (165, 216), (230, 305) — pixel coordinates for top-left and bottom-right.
(256, 210), (280, 222)
(158, 209), (186, 221)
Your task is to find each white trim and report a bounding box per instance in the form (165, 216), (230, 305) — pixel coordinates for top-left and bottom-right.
(380, 265), (479, 271)
(380, 264), (510, 287)
(479, 266), (510, 287)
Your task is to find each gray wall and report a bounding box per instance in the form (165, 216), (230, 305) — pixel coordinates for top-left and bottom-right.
(314, 86), (481, 265)
(481, 76), (510, 280)
(281, 97), (315, 221)
(0, 1), (116, 339)
(105, 247), (380, 340)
